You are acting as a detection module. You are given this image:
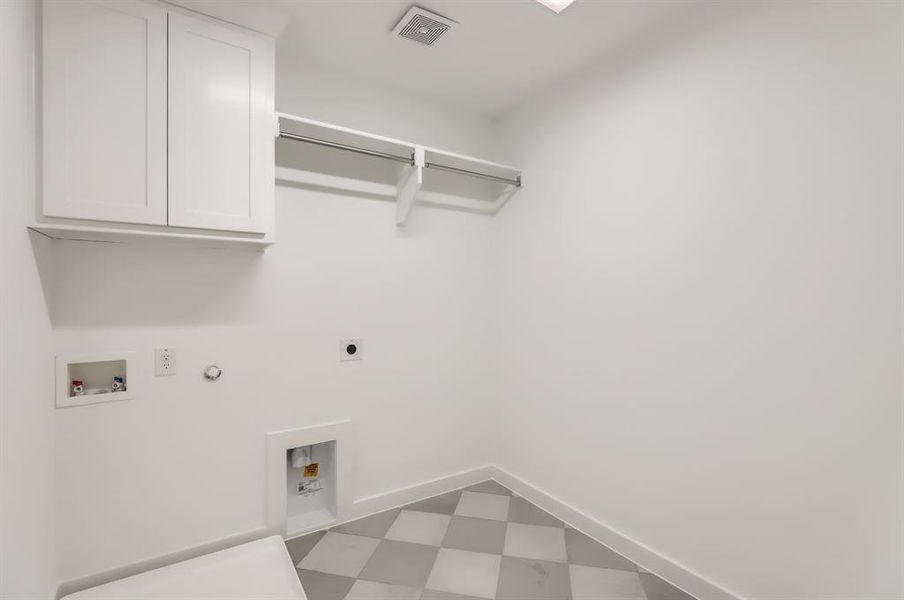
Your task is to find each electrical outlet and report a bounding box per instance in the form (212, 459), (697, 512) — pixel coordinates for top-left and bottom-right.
(155, 348), (176, 376)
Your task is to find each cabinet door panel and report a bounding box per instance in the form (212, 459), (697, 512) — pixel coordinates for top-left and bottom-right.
(42, 0), (167, 225)
(167, 12), (274, 234)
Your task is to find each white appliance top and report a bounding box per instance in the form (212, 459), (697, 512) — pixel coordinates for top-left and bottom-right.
(62, 536), (307, 600)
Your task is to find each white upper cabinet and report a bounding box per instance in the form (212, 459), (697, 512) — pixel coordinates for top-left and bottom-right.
(167, 12), (275, 234)
(39, 0), (275, 242)
(42, 0), (168, 225)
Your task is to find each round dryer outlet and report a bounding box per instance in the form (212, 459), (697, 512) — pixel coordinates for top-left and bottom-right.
(340, 339), (362, 361)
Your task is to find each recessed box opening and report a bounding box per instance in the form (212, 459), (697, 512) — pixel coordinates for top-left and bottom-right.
(67, 359), (127, 396)
(286, 440), (337, 536)
(56, 352), (135, 408)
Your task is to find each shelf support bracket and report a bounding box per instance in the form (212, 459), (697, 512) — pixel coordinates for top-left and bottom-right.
(396, 147), (425, 227)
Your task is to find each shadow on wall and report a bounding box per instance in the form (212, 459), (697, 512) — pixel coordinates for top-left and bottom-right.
(28, 230), (56, 324)
(30, 233), (264, 328)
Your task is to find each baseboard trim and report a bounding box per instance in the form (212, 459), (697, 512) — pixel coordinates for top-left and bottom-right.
(289, 464), (496, 539)
(490, 465), (743, 600)
(55, 526), (271, 599)
(350, 464), (496, 517)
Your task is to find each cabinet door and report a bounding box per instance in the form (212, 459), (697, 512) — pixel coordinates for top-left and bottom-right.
(167, 12), (274, 234)
(43, 0), (167, 225)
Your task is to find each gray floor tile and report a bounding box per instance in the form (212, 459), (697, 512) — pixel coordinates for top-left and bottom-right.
(504, 523), (567, 563)
(405, 490), (463, 515)
(296, 569), (356, 600)
(299, 532), (381, 578)
(640, 573), (697, 600)
(496, 556), (571, 600)
(425, 548), (501, 599)
(565, 528), (636, 571)
(441, 516), (506, 554)
(463, 480), (512, 496)
(332, 508), (401, 539)
(345, 579), (421, 600)
(420, 590), (486, 600)
(386, 510), (451, 546)
(359, 539), (439, 588)
(454, 492), (510, 521)
(507, 496), (564, 527)
(570, 565), (646, 600)
(286, 530), (326, 566)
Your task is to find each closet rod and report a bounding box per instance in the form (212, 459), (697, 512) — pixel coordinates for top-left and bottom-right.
(279, 130), (522, 187)
(279, 131), (414, 164)
(424, 162), (521, 187)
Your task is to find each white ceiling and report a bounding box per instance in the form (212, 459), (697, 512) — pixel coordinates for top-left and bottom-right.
(169, 0), (701, 118)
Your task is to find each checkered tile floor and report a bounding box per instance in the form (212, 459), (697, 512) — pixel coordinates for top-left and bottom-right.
(285, 480), (696, 600)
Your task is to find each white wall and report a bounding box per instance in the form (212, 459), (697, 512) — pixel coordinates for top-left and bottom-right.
(0, 1), (58, 598)
(51, 60), (497, 582)
(493, 1), (903, 598)
(276, 57), (496, 158)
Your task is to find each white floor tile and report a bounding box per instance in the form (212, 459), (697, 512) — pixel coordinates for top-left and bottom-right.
(569, 565), (647, 600)
(454, 491), (510, 521)
(425, 548), (502, 600)
(503, 523), (567, 562)
(345, 579), (422, 600)
(298, 532), (380, 578)
(385, 510), (452, 546)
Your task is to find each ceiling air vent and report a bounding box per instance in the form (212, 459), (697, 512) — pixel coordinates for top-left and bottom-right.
(391, 6), (455, 47)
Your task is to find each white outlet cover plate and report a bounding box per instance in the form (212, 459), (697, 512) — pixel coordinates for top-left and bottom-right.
(155, 347), (176, 376)
(340, 339), (362, 361)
